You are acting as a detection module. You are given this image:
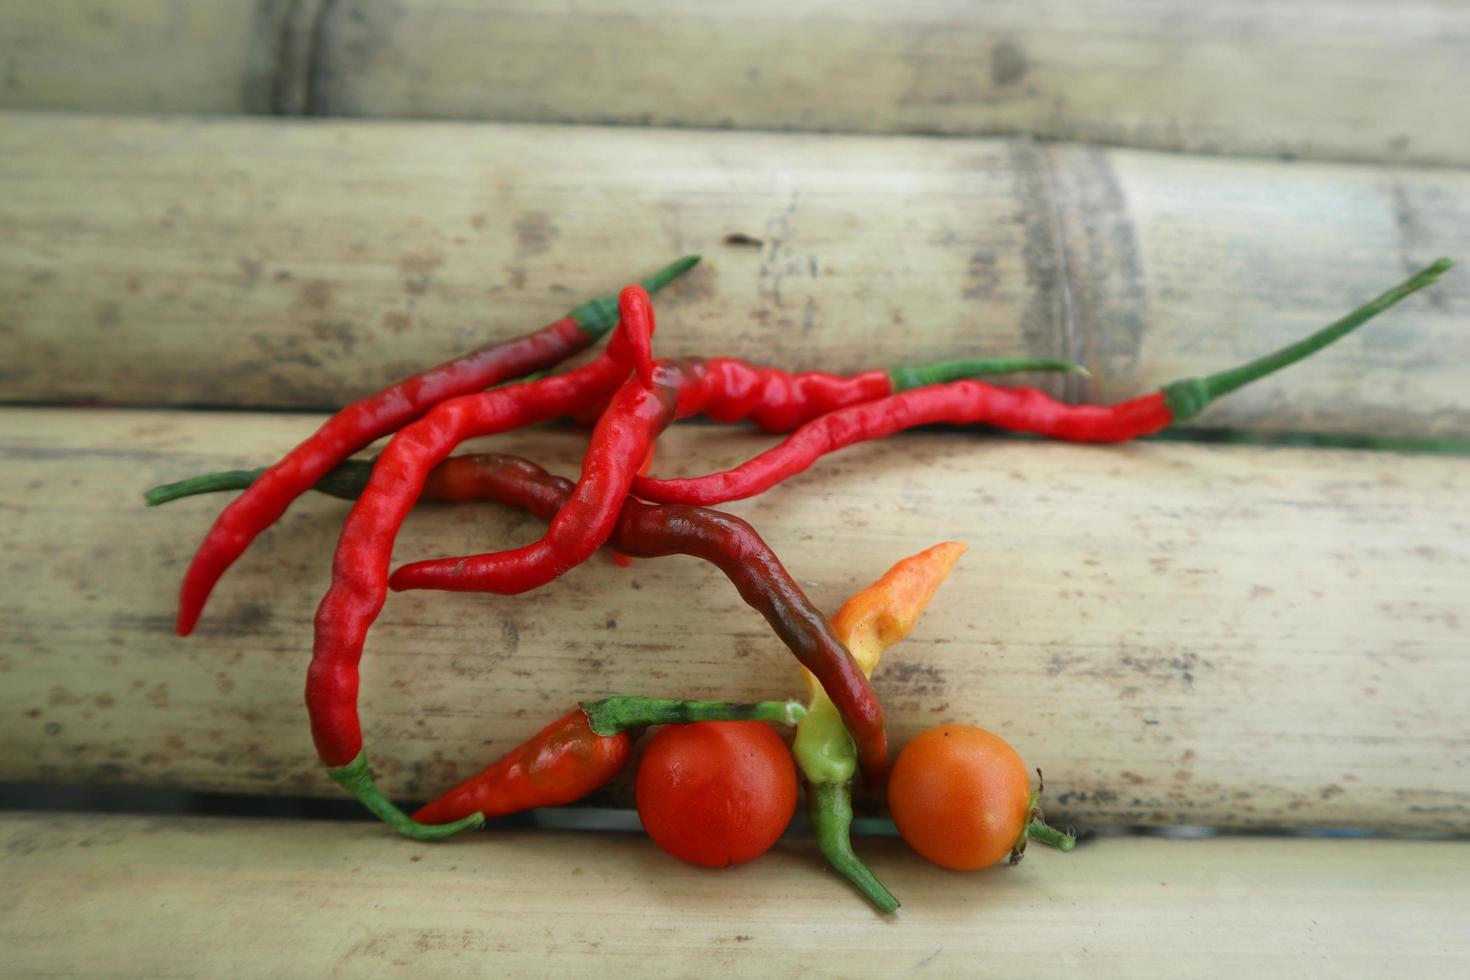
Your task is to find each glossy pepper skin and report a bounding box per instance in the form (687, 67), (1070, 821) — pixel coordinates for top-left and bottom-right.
(632, 260), (1452, 506)
(412, 708), (630, 826)
(173, 255), (700, 635)
(415, 697), (804, 827)
(307, 309), (657, 772)
(794, 542), (967, 913)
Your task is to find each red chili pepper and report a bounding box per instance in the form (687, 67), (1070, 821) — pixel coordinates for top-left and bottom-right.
(631, 260), (1452, 505)
(414, 696), (803, 828)
(173, 255), (699, 635)
(307, 309), (656, 777)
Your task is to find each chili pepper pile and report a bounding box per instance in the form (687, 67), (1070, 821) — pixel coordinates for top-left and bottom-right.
(150, 252), (1453, 911)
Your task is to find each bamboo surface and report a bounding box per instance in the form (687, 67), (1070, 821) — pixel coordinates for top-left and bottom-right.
(0, 0), (301, 115)
(4, 112), (1468, 437)
(2, 407), (1467, 831)
(1, 812), (1467, 977)
(4, 1), (1469, 166)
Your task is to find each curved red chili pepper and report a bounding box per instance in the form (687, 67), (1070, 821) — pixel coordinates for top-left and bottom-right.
(174, 256), (699, 636)
(308, 312), (654, 770)
(387, 287), (696, 596)
(631, 260), (1452, 506)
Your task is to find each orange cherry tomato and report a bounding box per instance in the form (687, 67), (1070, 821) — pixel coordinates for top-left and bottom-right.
(887, 724), (1032, 870)
(635, 721), (798, 868)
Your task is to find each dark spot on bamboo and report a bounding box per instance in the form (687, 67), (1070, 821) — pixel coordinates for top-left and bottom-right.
(991, 40), (1028, 86)
(299, 279), (333, 310)
(514, 212), (559, 255)
(724, 233), (763, 247)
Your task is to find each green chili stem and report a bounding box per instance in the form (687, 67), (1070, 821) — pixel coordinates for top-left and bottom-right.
(328, 753), (484, 840)
(145, 459), (375, 506)
(889, 356), (1088, 392)
(810, 782), (899, 913)
(1162, 258), (1454, 421)
(144, 469), (265, 506)
(571, 254), (702, 336)
(1026, 817), (1076, 852)
(579, 696), (805, 737)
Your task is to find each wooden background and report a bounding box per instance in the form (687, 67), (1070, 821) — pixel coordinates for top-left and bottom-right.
(5, 0), (1469, 166)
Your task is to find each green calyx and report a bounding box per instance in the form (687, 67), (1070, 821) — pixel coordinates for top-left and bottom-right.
(1008, 778), (1076, 864)
(328, 752), (484, 841)
(578, 696), (804, 736)
(1162, 257), (1453, 422)
(570, 254), (702, 338)
(888, 356), (1088, 393)
(810, 782), (899, 913)
(792, 696), (857, 786)
(144, 459), (375, 506)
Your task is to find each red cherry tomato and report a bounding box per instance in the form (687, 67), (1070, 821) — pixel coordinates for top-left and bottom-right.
(888, 724), (1032, 870)
(635, 721), (798, 868)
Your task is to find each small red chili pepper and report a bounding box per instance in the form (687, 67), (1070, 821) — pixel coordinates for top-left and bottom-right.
(631, 260), (1453, 505)
(413, 696), (803, 828)
(173, 255), (700, 635)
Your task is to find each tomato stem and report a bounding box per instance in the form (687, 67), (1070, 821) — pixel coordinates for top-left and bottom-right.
(809, 782), (900, 913)
(1025, 817), (1076, 852)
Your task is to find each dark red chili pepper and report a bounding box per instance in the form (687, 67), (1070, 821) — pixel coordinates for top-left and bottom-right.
(173, 255), (699, 636)
(631, 260), (1453, 505)
(414, 697), (803, 828)
(154, 449), (893, 784)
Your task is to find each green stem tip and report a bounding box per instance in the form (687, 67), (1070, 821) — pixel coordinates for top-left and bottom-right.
(889, 356), (1089, 392)
(144, 459), (375, 507)
(571, 254), (703, 337)
(1025, 818), (1076, 852)
(144, 468), (264, 506)
(809, 782), (899, 913)
(1163, 258), (1454, 421)
(328, 753), (484, 841)
(579, 696), (804, 737)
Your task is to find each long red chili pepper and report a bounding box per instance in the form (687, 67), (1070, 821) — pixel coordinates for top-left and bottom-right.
(385, 286), (1079, 595)
(154, 450), (896, 786)
(172, 255), (699, 636)
(307, 308), (657, 789)
(413, 696), (803, 828)
(630, 260), (1453, 505)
